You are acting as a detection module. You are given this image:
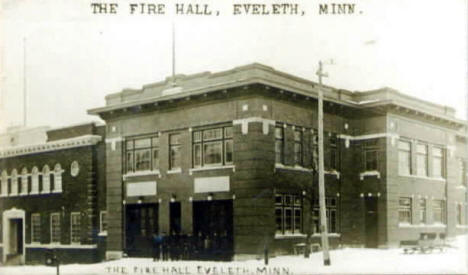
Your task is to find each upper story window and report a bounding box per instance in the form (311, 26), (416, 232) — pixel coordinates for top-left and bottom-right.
(53, 164), (63, 192)
(432, 147), (444, 178)
(293, 130), (303, 166)
(10, 169), (18, 196)
(31, 167), (39, 194)
(364, 140), (378, 171)
(416, 143), (428, 176)
(326, 133), (338, 170)
(42, 165), (50, 193)
(20, 167), (28, 195)
(398, 140), (411, 175)
(192, 126), (233, 168)
(169, 133), (182, 170)
(398, 197), (412, 224)
(125, 135), (160, 173)
(0, 171), (7, 196)
(275, 126), (284, 164)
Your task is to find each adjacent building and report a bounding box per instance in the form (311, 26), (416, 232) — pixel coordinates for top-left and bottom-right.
(86, 63), (467, 260)
(0, 122), (106, 265)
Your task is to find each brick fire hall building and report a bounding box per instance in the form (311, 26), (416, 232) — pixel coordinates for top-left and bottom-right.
(0, 63), (467, 265)
(87, 63), (467, 260)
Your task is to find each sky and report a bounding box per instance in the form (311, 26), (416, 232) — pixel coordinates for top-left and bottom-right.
(1, 0), (467, 132)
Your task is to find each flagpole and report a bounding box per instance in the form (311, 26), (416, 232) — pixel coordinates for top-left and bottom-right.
(23, 37), (27, 127)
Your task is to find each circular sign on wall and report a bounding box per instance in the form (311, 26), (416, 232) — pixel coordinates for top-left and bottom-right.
(70, 161), (80, 177)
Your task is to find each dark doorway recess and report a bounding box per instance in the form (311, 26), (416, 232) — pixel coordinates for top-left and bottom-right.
(193, 200), (233, 261)
(125, 203), (159, 257)
(365, 197), (378, 248)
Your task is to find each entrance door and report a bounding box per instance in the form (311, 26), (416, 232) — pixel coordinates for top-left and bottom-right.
(125, 203), (158, 257)
(9, 219), (23, 255)
(193, 200), (233, 260)
(170, 202), (181, 235)
(365, 197), (378, 248)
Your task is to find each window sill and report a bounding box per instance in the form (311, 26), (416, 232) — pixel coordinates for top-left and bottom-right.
(98, 231), (108, 237)
(167, 168), (182, 174)
(274, 233), (307, 239)
(52, 190), (62, 194)
(274, 163), (312, 172)
(19, 192), (27, 196)
(325, 170), (340, 179)
(360, 170), (380, 180)
(312, 233), (341, 237)
(398, 223), (447, 228)
(123, 170), (161, 180)
(456, 185), (467, 190)
(0, 194), (7, 197)
(189, 165), (235, 175)
(25, 243), (97, 249)
(398, 174), (446, 182)
(456, 225), (468, 229)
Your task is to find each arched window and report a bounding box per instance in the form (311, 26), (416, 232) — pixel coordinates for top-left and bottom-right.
(31, 167), (39, 194)
(42, 165), (50, 193)
(0, 170), (7, 196)
(20, 167), (28, 195)
(11, 169), (18, 196)
(53, 163), (63, 192)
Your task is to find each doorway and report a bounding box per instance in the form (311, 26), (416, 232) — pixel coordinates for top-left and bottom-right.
(2, 208), (25, 265)
(170, 202), (181, 235)
(365, 197), (378, 248)
(193, 200), (233, 260)
(125, 203), (159, 257)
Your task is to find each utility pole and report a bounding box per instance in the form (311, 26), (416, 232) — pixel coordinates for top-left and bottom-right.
(316, 60), (331, 266)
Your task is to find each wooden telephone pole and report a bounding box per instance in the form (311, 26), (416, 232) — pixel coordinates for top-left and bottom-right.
(316, 60), (331, 265)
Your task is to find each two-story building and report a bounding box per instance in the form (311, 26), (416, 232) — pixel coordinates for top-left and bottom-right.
(0, 122), (107, 265)
(88, 63), (467, 260)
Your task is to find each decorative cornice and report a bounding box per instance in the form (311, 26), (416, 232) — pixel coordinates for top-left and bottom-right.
(0, 135), (102, 159)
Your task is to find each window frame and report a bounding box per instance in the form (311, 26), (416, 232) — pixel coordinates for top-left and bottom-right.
(275, 193), (303, 235)
(432, 146), (445, 178)
(70, 212), (81, 244)
(293, 129), (303, 166)
(432, 199), (446, 224)
(398, 140), (412, 175)
(418, 198), (426, 224)
(125, 134), (160, 173)
(275, 126), (285, 164)
(192, 126), (233, 168)
(416, 143), (428, 177)
(169, 133), (182, 170)
(398, 197), (412, 224)
(100, 211), (108, 233)
(31, 213), (41, 244)
(50, 212), (61, 244)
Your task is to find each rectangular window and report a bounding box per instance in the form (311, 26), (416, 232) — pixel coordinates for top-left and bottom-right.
(50, 213), (61, 243)
(327, 134), (338, 170)
(125, 135), (160, 173)
(31, 213), (41, 243)
(192, 126), (233, 168)
(398, 140), (411, 175)
(459, 159), (467, 186)
(294, 130), (303, 166)
(100, 211), (108, 232)
(312, 197), (339, 233)
(433, 200), (446, 224)
(70, 213), (81, 244)
(169, 133), (182, 170)
(398, 197), (412, 224)
(365, 150), (378, 171)
(418, 198), (426, 224)
(275, 194), (302, 235)
(275, 126), (284, 164)
(416, 143), (428, 176)
(432, 147), (444, 178)
(457, 204), (463, 225)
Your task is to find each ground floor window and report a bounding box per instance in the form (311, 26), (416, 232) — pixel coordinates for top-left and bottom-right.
(418, 198), (426, 224)
(70, 213), (81, 243)
(275, 194), (302, 235)
(312, 197), (339, 233)
(398, 197), (412, 224)
(456, 203), (463, 226)
(31, 213), (41, 243)
(432, 200), (446, 224)
(50, 213), (61, 243)
(100, 211), (108, 233)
